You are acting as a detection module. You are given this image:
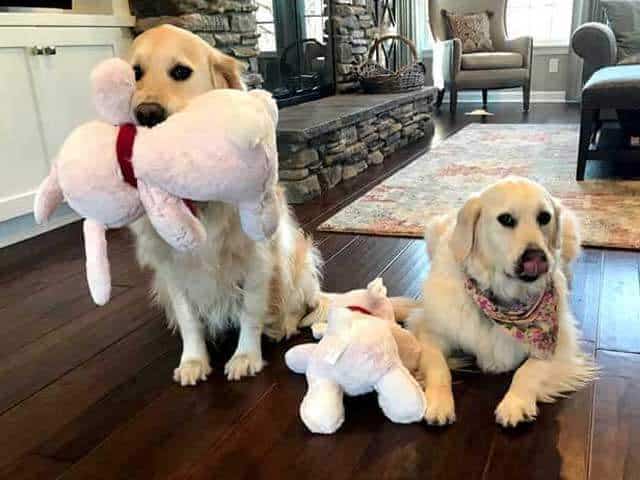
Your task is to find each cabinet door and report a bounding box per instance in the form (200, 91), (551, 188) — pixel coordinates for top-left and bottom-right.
(28, 27), (130, 160)
(0, 27), (131, 223)
(0, 46), (50, 221)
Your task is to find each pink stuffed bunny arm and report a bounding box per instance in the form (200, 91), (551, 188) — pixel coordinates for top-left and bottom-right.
(34, 162), (64, 225)
(137, 180), (207, 251)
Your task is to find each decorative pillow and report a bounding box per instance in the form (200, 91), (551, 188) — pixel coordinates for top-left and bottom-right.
(602, 0), (640, 62)
(442, 10), (494, 53)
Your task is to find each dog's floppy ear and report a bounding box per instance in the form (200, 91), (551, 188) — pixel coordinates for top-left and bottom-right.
(450, 194), (481, 264)
(209, 49), (245, 90)
(551, 196), (581, 264)
(550, 196), (562, 250)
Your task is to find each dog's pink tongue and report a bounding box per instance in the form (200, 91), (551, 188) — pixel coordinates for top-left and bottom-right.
(523, 257), (548, 276)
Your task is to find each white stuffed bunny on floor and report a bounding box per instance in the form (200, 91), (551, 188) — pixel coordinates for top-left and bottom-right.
(285, 279), (426, 434)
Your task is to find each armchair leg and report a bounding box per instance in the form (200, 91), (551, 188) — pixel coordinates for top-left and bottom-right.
(482, 89), (488, 108)
(577, 108), (596, 181)
(522, 84), (531, 112)
(449, 88), (458, 114)
(435, 89), (445, 109)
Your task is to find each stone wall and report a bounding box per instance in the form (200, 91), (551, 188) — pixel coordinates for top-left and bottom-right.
(131, 0), (263, 88)
(326, 0), (377, 93)
(279, 90), (436, 203)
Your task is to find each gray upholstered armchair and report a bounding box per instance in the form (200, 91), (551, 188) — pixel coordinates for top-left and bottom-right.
(428, 0), (533, 113)
(571, 22), (618, 83)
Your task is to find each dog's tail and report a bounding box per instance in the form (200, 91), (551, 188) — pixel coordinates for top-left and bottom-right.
(390, 296), (421, 323)
(560, 207), (582, 266)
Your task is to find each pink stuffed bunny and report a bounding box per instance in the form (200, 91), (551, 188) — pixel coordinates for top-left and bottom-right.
(34, 58), (280, 305)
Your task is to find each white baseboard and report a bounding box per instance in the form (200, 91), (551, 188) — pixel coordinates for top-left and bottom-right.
(0, 205), (79, 249)
(444, 90), (567, 104)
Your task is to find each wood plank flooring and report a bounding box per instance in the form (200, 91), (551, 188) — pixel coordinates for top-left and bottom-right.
(1, 103), (639, 479)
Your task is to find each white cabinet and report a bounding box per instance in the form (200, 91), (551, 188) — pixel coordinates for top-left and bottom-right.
(0, 25), (132, 244)
(0, 45), (49, 223)
(31, 43), (118, 161)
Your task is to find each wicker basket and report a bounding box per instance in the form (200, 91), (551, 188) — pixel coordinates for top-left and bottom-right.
(357, 35), (426, 94)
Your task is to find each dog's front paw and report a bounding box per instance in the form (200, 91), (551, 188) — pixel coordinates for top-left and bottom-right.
(173, 357), (212, 387)
(224, 352), (265, 381)
(495, 392), (538, 427)
(424, 385), (456, 426)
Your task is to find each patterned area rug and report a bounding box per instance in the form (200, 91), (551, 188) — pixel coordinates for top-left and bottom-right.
(319, 124), (640, 250)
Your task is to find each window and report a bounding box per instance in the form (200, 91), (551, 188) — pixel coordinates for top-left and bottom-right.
(303, 0), (326, 44)
(415, 0), (431, 53)
(256, 0), (276, 52)
(506, 0), (574, 45)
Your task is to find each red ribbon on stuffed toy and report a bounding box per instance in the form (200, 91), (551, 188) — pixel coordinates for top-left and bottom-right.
(116, 124), (196, 215)
(346, 305), (374, 316)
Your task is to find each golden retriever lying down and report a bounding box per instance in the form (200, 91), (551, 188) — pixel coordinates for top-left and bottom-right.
(128, 25), (322, 385)
(407, 177), (596, 427)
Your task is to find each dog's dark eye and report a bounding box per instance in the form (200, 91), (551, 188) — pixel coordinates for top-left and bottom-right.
(537, 211), (552, 226)
(133, 64), (143, 82)
(170, 64), (193, 81)
(497, 213), (517, 228)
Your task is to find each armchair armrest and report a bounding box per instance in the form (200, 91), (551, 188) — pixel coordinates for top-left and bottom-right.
(504, 36), (533, 68)
(571, 22), (617, 71)
(432, 38), (462, 89)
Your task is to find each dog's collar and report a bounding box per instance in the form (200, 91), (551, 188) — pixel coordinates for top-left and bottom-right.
(346, 305), (374, 316)
(464, 277), (559, 359)
(115, 124), (197, 215)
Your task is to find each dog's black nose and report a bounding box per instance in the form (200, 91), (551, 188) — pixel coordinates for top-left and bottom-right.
(135, 103), (167, 127)
(516, 248), (549, 280)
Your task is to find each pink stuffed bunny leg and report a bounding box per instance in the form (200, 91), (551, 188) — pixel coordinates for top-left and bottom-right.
(83, 219), (111, 306)
(34, 163), (64, 225)
(137, 180), (206, 251)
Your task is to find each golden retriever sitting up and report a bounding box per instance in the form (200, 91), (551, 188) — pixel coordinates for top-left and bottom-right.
(128, 25), (322, 386)
(407, 177), (595, 427)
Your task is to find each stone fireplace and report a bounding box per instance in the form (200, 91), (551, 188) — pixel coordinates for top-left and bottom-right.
(130, 0), (382, 101)
(329, 0), (376, 93)
(131, 0), (265, 89)
(131, 0), (435, 204)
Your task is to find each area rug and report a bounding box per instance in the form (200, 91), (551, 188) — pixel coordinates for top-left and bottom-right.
(319, 124), (640, 250)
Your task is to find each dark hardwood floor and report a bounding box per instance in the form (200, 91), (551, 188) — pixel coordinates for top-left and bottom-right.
(1, 103), (639, 480)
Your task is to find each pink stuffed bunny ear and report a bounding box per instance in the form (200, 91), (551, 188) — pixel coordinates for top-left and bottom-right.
(90, 57), (136, 125)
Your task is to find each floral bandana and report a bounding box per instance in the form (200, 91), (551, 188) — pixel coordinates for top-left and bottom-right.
(464, 278), (559, 359)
